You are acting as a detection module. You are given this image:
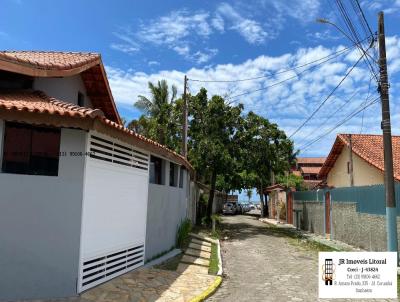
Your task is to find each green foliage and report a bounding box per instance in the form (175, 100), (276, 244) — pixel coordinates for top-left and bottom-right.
(246, 189), (253, 201)
(188, 89), (244, 218)
(276, 173), (306, 191)
(130, 80), (181, 151)
(236, 111), (296, 216)
(176, 219), (192, 248)
(208, 242), (219, 275)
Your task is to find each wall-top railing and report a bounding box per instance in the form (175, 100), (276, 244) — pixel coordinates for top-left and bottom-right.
(293, 184), (400, 216)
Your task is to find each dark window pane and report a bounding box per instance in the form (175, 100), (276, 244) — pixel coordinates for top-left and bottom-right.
(78, 92), (85, 107)
(179, 167), (185, 188)
(2, 122), (60, 176)
(30, 127), (60, 176)
(2, 124), (31, 174)
(149, 156), (163, 185)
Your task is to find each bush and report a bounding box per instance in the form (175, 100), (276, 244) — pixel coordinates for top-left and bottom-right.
(176, 219), (192, 248)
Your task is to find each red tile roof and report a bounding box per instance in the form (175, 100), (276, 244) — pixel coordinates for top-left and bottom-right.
(319, 134), (400, 181)
(0, 51), (100, 70)
(300, 166), (322, 174)
(0, 90), (193, 174)
(296, 157), (326, 164)
(0, 90), (104, 118)
(0, 51), (120, 123)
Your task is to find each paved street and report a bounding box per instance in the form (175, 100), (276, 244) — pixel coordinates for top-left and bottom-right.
(206, 215), (395, 302)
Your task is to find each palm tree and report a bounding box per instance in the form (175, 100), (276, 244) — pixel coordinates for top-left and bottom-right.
(246, 189), (253, 203)
(135, 80), (177, 145)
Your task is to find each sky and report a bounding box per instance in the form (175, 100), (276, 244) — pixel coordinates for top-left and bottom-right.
(1, 0), (400, 200)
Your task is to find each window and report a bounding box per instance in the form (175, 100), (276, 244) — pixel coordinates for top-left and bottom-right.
(78, 92), (85, 107)
(169, 162), (178, 187)
(347, 161), (350, 174)
(179, 166), (185, 188)
(2, 122), (61, 176)
(149, 156), (163, 184)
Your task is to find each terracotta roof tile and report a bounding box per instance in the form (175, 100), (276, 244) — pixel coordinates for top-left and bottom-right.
(0, 51), (100, 70)
(296, 157), (326, 164)
(319, 134), (400, 181)
(0, 90), (104, 118)
(300, 166), (322, 174)
(0, 89), (193, 173)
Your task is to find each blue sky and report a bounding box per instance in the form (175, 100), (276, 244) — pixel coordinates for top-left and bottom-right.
(1, 0), (400, 200)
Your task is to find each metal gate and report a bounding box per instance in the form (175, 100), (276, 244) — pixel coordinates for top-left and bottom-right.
(78, 132), (149, 292)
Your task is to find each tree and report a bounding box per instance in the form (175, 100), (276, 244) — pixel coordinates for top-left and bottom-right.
(189, 88), (243, 220)
(276, 173), (305, 191)
(134, 80), (177, 145)
(237, 111), (295, 217)
(246, 189), (253, 202)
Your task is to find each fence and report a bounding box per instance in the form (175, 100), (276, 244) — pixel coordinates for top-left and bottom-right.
(289, 184), (400, 251)
(293, 184), (400, 215)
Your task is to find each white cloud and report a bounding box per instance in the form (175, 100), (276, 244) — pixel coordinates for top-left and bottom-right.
(211, 14), (225, 32)
(217, 3), (267, 44)
(148, 61), (160, 67)
(112, 9), (217, 64)
(361, 0), (400, 14)
(106, 36), (400, 156)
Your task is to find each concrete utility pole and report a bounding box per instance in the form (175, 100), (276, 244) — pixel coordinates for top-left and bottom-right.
(182, 75), (188, 158)
(348, 134), (354, 187)
(378, 12), (398, 252)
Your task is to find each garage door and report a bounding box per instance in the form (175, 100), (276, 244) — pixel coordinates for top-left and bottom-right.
(78, 133), (149, 292)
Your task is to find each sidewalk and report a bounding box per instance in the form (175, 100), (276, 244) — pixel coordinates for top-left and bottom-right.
(16, 236), (221, 302)
(259, 217), (359, 251)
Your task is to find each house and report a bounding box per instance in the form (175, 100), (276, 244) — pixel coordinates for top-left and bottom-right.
(264, 184), (286, 221)
(0, 51), (196, 301)
(294, 157), (326, 189)
(318, 134), (400, 187)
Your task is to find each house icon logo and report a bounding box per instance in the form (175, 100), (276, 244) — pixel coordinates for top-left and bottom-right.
(322, 258), (335, 285)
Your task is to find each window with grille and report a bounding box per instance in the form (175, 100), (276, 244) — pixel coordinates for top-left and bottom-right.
(88, 134), (149, 171)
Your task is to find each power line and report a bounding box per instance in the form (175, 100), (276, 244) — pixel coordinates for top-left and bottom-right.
(295, 88), (360, 146)
(225, 47), (354, 103)
(332, 0), (379, 82)
(188, 44), (355, 83)
(288, 51), (367, 139)
(354, 0), (374, 37)
(359, 74), (374, 134)
(299, 96), (380, 152)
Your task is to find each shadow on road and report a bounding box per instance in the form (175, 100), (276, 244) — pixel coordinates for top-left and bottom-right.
(219, 215), (298, 242)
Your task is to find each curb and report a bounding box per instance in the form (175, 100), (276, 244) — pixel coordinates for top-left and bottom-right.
(216, 239), (223, 276)
(189, 276), (222, 302)
(143, 248), (182, 268)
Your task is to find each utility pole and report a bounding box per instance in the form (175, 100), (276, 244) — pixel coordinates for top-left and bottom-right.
(182, 75), (188, 158)
(348, 134), (354, 187)
(378, 12), (398, 252)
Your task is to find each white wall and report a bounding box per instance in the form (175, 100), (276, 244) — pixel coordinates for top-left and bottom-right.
(327, 145), (384, 187)
(145, 161), (189, 260)
(34, 74), (93, 108)
(0, 127), (87, 300)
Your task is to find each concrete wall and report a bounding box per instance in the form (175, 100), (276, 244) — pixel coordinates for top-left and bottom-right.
(294, 201), (325, 236)
(145, 161), (189, 260)
(33, 75), (93, 108)
(294, 199), (400, 251)
(0, 125), (86, 300)
(327, 145), (384, 187)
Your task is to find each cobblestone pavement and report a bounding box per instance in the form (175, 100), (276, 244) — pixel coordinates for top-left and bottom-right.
(206, 214), (396, 302)
(19, 267), (216, 302)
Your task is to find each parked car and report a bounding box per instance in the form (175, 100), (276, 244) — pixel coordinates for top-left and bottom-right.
(241, 203), (250, 213)
(249, 204), (256, 210)
(223, 202), (236, 215)
(236, 204), (243, 214)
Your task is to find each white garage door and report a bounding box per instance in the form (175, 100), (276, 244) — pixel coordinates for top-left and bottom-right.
(78, 133), (149, 292)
